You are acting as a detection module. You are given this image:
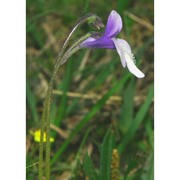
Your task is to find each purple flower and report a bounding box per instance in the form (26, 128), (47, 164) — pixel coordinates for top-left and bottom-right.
(81, 10), (145, 78)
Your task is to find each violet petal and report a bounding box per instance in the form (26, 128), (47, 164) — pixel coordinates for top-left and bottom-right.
(81, 36), (115, 49)
(104, 10), (122, 38)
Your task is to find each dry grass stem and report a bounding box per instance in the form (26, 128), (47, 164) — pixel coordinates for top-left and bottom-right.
(50, 124), (69, 139)
(52, 89), (146, 104)
(124, 11), (154, 32)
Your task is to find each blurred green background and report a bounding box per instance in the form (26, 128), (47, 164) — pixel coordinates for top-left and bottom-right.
(26, 0), (154, 179)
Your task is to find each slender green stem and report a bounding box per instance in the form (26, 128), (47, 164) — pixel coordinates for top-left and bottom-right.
(56, 13), (104, 65)
(60, 32), (95, 65)
(38, 32), (94, 180)
(38, 108), (45, 179)
(39, 85), (51, 179)
(45, 68), (58, 180)
(39, 12), (104, 178)
(38, 68), (58, 180)
(38, 12), (104, 179)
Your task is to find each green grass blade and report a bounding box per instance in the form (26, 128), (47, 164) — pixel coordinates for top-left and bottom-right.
(83, 60), (116, 91)
(118, 0), (133, 14)
(71, 128), (92, 178)
(120, 78), (135, 133)
(26, 81), (38, 123)
(100, 128), (115, 180)
(145, 117), (154, 148)
(118, 84), (154, 153)
(50, 74), (130, 165)
(141, 152), (154, 180)
(83, 153), (99, 180)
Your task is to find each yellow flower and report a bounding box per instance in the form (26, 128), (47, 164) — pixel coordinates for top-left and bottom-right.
(30, 129), (55, 143)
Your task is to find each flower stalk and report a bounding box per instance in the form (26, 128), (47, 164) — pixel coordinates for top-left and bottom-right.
(38, 13), (104, 180)
(56, 13), (104, 65)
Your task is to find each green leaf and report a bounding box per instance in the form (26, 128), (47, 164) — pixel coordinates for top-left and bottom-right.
(26, 81), (38, 124)
(70, 128), (92, 178)
(51, 74), (130, 165)
(118, 0), (133, 14)
(141, 152), (154, 180)
(100, 128), (115, 180)
(118, 84), (154, 153)
(83, 153), (99, 180)
(120, 78), (135, 133)
(27, 21), (44, 48)
(145, 117), (154, 148)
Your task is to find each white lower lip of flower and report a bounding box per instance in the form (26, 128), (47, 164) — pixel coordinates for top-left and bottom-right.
(112, 38), (126, 67)
(125, 53), (145, 78)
